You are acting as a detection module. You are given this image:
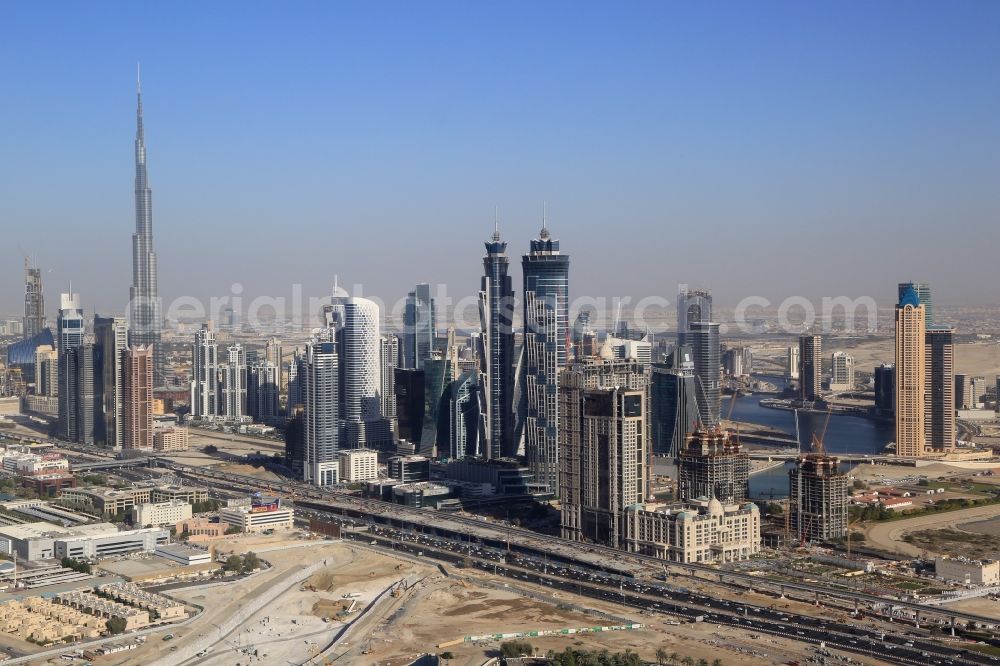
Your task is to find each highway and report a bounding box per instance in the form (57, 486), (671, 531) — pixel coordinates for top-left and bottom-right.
(13, 429), (1000, 661)
(334, 521), (997, 666)
(152, 459), (1000, 628)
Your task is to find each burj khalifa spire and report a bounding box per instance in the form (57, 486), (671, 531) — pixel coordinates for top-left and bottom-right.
(129, 65), (163, 382)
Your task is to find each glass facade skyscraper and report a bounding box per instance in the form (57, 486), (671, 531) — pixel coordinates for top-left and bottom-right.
(128, 71), (163, 382)
(404, 283), (436, 370)
(676, 286), (712, 348)
(689, 321), (721, 428)
(478, 221), (515, 460)
(520, 222), (569, 494)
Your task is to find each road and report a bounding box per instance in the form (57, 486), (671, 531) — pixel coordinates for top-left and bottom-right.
(340, 524), (998, 666)
(864, 504), (1000, 557)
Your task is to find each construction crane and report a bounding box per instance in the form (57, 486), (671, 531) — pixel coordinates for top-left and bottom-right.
(810, 405), (833, 456)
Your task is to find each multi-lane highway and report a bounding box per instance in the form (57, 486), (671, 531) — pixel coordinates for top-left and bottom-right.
(335, 521), (997, 666)
(154, 459), (999, 629)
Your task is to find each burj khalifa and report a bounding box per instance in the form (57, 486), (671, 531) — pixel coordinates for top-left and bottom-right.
(129, 68), (163, 381)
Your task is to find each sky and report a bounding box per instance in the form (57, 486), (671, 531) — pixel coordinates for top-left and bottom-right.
(2, 1), (999, 323)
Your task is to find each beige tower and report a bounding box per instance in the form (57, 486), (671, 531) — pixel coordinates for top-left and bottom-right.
(124, 345), (154, 450)
(895, 289), (925, 457)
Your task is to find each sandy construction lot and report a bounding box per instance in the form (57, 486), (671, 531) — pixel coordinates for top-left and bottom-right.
(864, 503), (1000, 557)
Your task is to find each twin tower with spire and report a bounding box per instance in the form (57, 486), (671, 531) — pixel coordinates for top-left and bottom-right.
(477, 210), (569, 495)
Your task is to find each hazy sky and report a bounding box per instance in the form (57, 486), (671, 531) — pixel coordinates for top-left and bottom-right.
(2, 2), (999, 322)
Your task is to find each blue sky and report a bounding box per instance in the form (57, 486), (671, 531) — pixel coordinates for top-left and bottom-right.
(2, 1), (999, 318)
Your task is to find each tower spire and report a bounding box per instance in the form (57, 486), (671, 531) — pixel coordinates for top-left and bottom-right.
(492, 206), (501, 242)
(540, 201), (550, 240)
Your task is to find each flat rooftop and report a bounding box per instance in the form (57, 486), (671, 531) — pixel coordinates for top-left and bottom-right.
(155, 543), (208, 557)
(0, 521), (120, 541)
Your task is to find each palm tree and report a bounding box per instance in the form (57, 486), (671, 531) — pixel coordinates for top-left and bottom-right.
(669, 652), (680, 664)
(655, 647), (668, 665)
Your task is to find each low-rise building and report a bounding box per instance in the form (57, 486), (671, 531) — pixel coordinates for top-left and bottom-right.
(97, 581), (188, 619)
(338, 448), (379, 483)
(388, 455), (430, 483)
(54, 590), (150, 630)
(391, 482), (451, 508)
(880, 497), (913, 511)
(61, 484), (208, 517)
(935, 557), (1000, 586)
(176, 517), (228, 542)
(0, 521), (168, 562)
(132, 500), (193, 527)
(153, 426), (189, 452)
(54, 526), (169, 561)
(154, 543), (212, 567)
(218, 498), (294, 534)
(623, 497), (761, 564)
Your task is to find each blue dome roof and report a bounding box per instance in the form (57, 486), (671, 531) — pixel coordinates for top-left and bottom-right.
(898, 285), (921, 309)
(6, 328), (54, 365)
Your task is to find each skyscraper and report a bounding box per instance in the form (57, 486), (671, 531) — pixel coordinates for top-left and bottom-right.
(478, 219), (515, 460)
(190, 324), (219, 418)
(559, 359), (648, 546)
(955, 373), (972, 410)
(676, 429), (749, 504)
(898, 282), (932, 327)
(247, 360), (280, 422)
(57, 293), (87, 442)
(221, 344), (247, 421)
(874, 363), (895, 418)
(786, 345), (800, 380)
(789, 453), (848, 543)
(650, 355), (701, 457)
(895, 286), (926, 457)
(676, 286), (712, 348)
(798, 335), (822, 402)
(22, 259), (45, 340)
(380, 334), (399, 433)
(829, 351), (855, 391)
(129, 70), (163, 383)
(302, 339), (339, 486)
(343, 297), (390, 449)
(94, 316), (129, 449)
(123, 345), (153, 450)
(404, 284), (436, 370)
(925, 326), (955, 453)
(520, 219), (570, 494)
(448, 370), (480, 459)
(689, 321), (721, 428)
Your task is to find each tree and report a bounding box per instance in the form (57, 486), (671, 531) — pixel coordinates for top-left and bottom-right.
(106, 617), (127, 634)
(853, 478), (866, 489)
(500, 640), (533, 657)
(224, 554), (242, 572)
(656, 648), (669, 665)
(712, 660), (723, 666)
(440, 652), (454, 662)
(697, 659), (708, 666)
(681, 657), (695, 666)
(242, 551), (260, 572)
(225, 525), (242, 535)
(669, 652), (679, 664)
(203, 444), (218, 454)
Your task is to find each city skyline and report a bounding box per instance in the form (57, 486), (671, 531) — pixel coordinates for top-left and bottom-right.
(3, 3), (1000, 316)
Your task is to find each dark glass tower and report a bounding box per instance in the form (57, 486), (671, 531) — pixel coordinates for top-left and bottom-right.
(129, 69), (163, 383)
(689, 321), (721, 428)
(520, 219), (569, 494)
(477, 219), (515, 460)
